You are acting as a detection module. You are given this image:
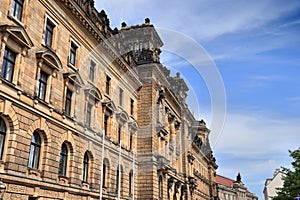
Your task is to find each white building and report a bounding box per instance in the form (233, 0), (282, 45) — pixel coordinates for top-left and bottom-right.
(263, 169), (285, 200)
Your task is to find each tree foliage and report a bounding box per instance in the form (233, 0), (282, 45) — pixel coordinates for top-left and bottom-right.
(273, 148), (300, 200)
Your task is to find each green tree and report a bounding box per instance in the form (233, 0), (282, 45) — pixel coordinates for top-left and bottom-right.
(273, 148), (300, 200)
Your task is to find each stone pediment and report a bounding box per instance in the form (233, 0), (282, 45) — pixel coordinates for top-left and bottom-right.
(36, 50), (63, 71)
(0, 24), (34, 49)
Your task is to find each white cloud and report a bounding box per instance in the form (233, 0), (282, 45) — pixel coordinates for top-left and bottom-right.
(213, 111), (300, 198)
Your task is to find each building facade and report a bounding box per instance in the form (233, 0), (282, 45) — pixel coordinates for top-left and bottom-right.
(0, 0), (218, 199)
(216, 174), (258, 200)
(263, 169), (285, 200)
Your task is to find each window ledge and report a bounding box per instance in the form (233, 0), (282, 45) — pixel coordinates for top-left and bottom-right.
(82, 182), (90, 189)
(7, 12), (25, 28)
(28, 168), (42, 178)
(67, 62), (77, 72)
(58, 176), (70, 184)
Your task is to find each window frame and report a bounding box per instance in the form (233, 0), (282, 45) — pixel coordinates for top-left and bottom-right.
(44, 19), (55, 48)
(28, 131), (41, 169)
(86, 102), (92, 127)
(130, 98), (134, 116)
(64, 88), (72, 116)
(58, 143), (68, 177)
(105, 75), (111, 95)
(69, 42), (77, 66)
(1, 47), (16, 83)
(37, 70), (48, 101)
(11, 0), (24, 21)
(119, 88), (123, 106)
(129, 169), (133, 195)
(117, 124), (122, 144)
(0, 117), (7, 160)
(89, 60), (95, 82)
(82, 152), (89, 183)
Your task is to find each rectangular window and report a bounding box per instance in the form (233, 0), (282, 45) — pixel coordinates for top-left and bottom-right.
(65, 89), (72, 116)
(118, 125), (121, 144)
(44, 19), (54, 47)
(119, 88), (123, 106)
(1, 47), (16, 82)
(37, 71), (48, 100)
(11, 0), (23, 21)
(89, 60), (95, 82)
(86, 103), (92, 127)
(69, 42), (77, 65)
(129, 133), (133, 151)
(106, 75), (111, 95)
(104, 114), (109, 135)
(130, 98), (134, 115)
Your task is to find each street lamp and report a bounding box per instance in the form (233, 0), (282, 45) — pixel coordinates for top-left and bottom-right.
(0, 180), (6, 200)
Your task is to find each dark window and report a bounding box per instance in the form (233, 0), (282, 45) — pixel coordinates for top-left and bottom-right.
(28, 131), (41, 169)
(1, 47), (16, 82)
(65, 89), (72, 116)
(37, 71), (48, 100)
(0, 118), (6, 160)
(118, 125), (121, 144)
(130, 98), (134, 115)
(139, 42), (143, 51)
(82, 152), (89, 182)
(106, 75), (111, 95)
(104, 114), (109, 135)
(129, 133), (133, 151)
(11, 0), (23, 21)
(58, 143), (68, 176)
(89, 61), (95, 82)
(116, 165), (121, 192)
(69, 42), (77, 65)
(86, 103), (92, 127)
(102, 162), (106, 187)
(159, 176), (163, 199)
(119, 88), (123, 106)
(129, 170), (133, 195)
(44, 20), (54, 47)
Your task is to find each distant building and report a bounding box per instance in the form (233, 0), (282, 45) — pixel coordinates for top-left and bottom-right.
(216, 173), (258, 200)
(263, 169), (285, 200)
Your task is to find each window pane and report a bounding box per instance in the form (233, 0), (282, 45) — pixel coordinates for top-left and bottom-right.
(0, 118), (6, 160)
(65, 89), (72, 115)
(45, 20), (54, 47)
(11, 0), (23, 21)
(69, 43), (77, 65)
(28, 131), (41, 169)
(89, 61), (95, 81)
(38, 72), (48, 100)
(1, 48), (16, 82)
(59, 144), (68, 176)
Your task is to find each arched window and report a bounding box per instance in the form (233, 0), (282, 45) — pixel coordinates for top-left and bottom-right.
(58, 143), (68, 176)
(82, 152), (89, 182)
(129, 169), (134, 195)
(102, 162), (107, 187)
(102, 158), (110, 188)
(28, 131), (41, 169)
(159, 176), (163, 199)
(116, 164), (123, 193)
(0, 118), (7, 160)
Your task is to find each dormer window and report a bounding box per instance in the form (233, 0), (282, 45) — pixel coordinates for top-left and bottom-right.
(11, 0), (24, 21)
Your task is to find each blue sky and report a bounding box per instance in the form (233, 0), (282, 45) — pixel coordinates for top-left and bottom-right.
(95, 0), (300, 199)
